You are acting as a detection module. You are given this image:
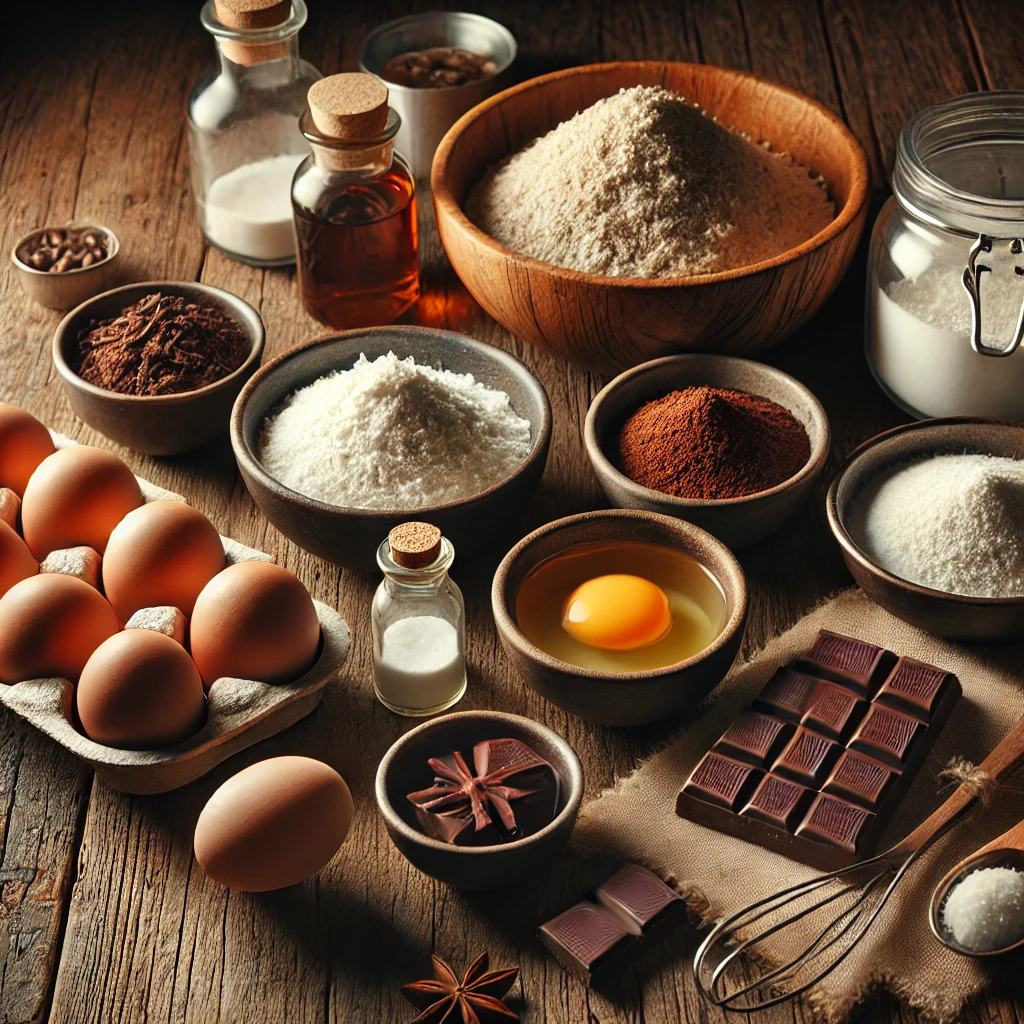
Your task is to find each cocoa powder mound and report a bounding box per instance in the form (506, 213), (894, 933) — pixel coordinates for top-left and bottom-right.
(618, 386), (810, 500)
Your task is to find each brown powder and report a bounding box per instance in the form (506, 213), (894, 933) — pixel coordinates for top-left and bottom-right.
(618, 386), (811, 499)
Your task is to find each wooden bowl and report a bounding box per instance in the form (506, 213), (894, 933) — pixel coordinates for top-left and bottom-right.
(53, 282), (265, 456)
(584, 354), (830, 548)
(432, 61), (870, 374)
(491, 509), (747, 726)
(230, 326), (552, 573)
(11, 223), (122, 310)
(375, 710), (583, 890)
(827, 418), (1024, 643)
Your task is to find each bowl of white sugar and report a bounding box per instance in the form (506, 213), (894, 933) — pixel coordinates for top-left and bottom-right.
(230, 326), (551, 571)
(827, 418), (1024, 642)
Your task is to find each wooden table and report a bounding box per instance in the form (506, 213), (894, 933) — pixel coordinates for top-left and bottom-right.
(1, 2), (1021, 1021)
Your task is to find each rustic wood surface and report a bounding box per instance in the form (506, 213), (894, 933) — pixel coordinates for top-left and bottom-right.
(0, 2), (1022, 1022)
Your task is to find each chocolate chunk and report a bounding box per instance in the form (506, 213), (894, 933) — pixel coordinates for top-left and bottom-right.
(796, 794), (875, 856)
(742, 774), (814, 832)
(538, 901), (634, 978)
(753, 667), (819, 722)
(714, 709), (794, 767)
(594, 863), (684, 933)
(772, 728), (841, 788)
(682, 753), (762, 812)
(801, 684), (868, 742)
(823, 751), (898, 810)
(849, 705), (924, 770)
(797, 630), (896, 697)
(875, 657), (958, 722)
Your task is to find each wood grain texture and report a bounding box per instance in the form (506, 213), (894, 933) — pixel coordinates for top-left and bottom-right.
(0, 2), (1021, 1023)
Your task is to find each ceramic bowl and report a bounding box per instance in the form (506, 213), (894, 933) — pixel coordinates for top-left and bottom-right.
(432, 61), (869, 373)
(230, 326), (552, 572)
(11, 223), (122, 310)
(584, 354), (831, 548)
(492, 509), (748, 726)
(827, 417), (1024, 643)
(375, 710), (583, 890)
(52, 282), (265, 456)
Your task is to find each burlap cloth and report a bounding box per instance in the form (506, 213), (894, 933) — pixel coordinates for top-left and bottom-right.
(575, 589), (1024, 1022)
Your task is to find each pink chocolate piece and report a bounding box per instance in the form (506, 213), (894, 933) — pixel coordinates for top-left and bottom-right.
(0, 487), (19, 530)
(124, 606), (188, 647)
(39, 545), (101, 590)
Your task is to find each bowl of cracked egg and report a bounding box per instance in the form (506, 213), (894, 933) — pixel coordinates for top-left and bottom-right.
(432, 61), (870, 373)
(230, 326), (552, 572)
(491, 509), (748, 726)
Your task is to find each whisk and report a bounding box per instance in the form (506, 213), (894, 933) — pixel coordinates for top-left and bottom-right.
(693, 713), (1024, 1012)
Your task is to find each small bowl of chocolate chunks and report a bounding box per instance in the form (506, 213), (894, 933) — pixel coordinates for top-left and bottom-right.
(11, 223), (121, 310)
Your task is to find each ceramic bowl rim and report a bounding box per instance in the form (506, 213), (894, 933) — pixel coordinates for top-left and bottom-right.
(11, 222), (120, 279)
(374, 709), (584, 856)
(229, 325), (553, 520)
(826, 416), (1024, 608)
(52, 280), (265, 405)
(491, 508), (748, 681)
(584, 353), (832, 508)
(432, 60), (870, 287)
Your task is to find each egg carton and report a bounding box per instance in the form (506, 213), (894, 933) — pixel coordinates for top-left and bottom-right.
(0, 441), (351, 795)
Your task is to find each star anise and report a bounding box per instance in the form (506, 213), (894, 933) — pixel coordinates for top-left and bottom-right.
(407, 738), (557, 845)
(401, 952), (519, 1024)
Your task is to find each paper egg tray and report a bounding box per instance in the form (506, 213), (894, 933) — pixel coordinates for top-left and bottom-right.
(0, 447), (352, 795)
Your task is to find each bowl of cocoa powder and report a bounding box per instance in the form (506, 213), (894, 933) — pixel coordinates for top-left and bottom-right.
(584, 353), (831, 548)
(52, 282), (265, 455)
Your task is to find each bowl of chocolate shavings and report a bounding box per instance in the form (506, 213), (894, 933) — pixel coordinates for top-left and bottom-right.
(52, 282), (265, 456)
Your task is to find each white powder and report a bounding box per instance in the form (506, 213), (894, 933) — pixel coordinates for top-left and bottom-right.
(258, 352), (532, 510)
(203, 152), (305, 262)
(374, 615), (465, 712)
(858, 453), (1024, 598)
(942, 866), (1024, 953)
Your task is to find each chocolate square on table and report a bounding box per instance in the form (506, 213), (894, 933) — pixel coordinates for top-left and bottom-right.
(874, 657), (959, 723)
(772, 728), (841, 788)
(796, 793), (876, 857)
(537, 901), (635, 980)
(849, 704), (925, 770)
(741, 774), (815, 833)
(594, 863), (684, 934)
(682, 752), (763, 811)
(796, 630), (897, 697)
(823, 751), (898, 810)
(714, 709), (794, 767)
(753, 667), (820, 723)
(801, 684), (869, 743)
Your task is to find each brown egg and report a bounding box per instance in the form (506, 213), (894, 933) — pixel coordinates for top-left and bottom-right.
(76, 629), (206, 749)
(0, 520), (37, 598)
(0, 404), (56, 496)
(194, 756), (353, 891)
(0, 573), (120, 684)
(189, 561), (321, 687)
(21, 445), (144, 560)
(102, 500), (225, 622)
(0, 487), (20, 530)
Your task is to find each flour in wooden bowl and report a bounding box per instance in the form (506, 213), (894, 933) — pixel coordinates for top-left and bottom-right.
(465, 85), (835, 278)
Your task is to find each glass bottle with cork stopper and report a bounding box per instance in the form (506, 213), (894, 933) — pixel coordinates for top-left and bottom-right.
(371, 522), (466, 717)
(292, 73), (420, 329)
(188, 0), (321, 267)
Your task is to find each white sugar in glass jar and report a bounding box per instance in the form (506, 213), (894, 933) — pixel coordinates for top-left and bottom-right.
(867, 92), (1024, 418)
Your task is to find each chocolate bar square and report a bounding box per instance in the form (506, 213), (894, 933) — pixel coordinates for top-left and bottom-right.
(594, 863), (683, 933)
(849, 705), (924, 770)
(796, 794), (876, 857)
(681, 753), (762, 812)
(823, 751), (898, 810)
(801, 684), (868, 743)
(875, 657), (958, 723)
(772, 728), (841, 788)
(753, 667), (820, 722)
(741, 774), (814, 833)
(538, 901), (634, 979)
(797, 630), (896, 697)
(714, 709), (794, 768)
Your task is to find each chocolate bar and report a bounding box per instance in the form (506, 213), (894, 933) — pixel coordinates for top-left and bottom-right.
(537, 864), (685, 983)
(676, 630), (960, 871)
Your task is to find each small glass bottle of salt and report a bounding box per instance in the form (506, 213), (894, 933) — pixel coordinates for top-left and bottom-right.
(371, 523), (466, 716)
(188, 0), (321, 266)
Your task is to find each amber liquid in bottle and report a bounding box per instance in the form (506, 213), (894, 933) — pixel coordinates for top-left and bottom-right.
(293, 162), (419, 329)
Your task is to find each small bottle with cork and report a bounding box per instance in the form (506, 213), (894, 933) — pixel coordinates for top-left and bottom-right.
(292, 73), (420, 329)
(371, 523), (466, 717)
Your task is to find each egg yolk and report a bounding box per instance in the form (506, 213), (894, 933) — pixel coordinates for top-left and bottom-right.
(561, 574), (672, 651)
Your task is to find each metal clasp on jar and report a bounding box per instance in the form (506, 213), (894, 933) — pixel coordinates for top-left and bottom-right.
(962, 234), (1024, 357)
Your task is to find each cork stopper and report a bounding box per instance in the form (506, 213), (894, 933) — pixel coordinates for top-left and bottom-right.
(389, 522), (442, 569)
(308, 74), (389, 141)
(214, 0), (291, 29)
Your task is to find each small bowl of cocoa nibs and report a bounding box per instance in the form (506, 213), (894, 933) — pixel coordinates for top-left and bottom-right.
(11, 223), (121, 310)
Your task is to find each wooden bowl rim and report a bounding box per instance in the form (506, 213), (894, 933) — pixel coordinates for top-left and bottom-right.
(491, 508), (748, 681)
(584, 353), (832, 508)
(230, 324), (553, 519)
(374, 709), (584, 856)
(826, 416), (1024, 608)
(52, 280), (265, 405)
(432, 60), (870, 287)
